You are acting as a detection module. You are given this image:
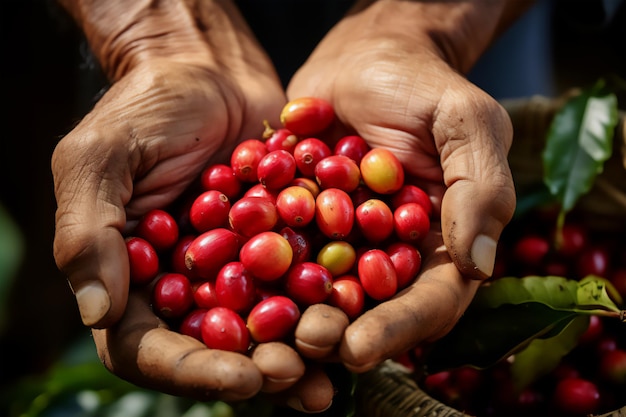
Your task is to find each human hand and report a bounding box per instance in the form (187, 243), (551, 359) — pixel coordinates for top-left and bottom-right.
(286, 0), (521, 372)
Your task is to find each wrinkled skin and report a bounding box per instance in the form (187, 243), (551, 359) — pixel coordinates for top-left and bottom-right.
(51, 1), (518, 413)
(286, 9), (516, 371)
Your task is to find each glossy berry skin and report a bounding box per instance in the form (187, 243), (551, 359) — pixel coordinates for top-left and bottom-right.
(358, 249), (398, 300)
(239, 231), (293, 282)
(576, 246), (610, 279)
(285, 262), (334, 306)
(184, 228), (240, 280)
(126, 236), (160, 285)
(247, 295), (300, 343)
(551, 377), (601, 416)
(178, 308), (207, 341)
(314, 155), (361, 193)
(169, 235), (201, 280)
(280, 97), (335, 137)
(230, 139), (268, 183)
(393, 203), (430, 245)
(193, 280), (219, 309)
(152, 273), (194, 319)
(264, 127), (298, 153)
(215, 261), (256, 314)
(327, 275), (366, 320)
(333, 135), (371, 165)
(276, 186), (316, 228)
(316, 240), (356, 277)
(360, 148), (405, 194)
(200, 163), (242, 200)
(355, 199), (394, 244)
(280, 226), (312, 265)
(386, 242), (422, 289)
(293, 138), (332, 178)
(242, 183), (278, 204)
(289, 177), (320, 198)
(201, 306), (250, 353)
(257, 149), (297, 190)
(189, 190), (230, 233)
(134, 209), (179, 252)
(228, 196), (278, 237)
(315, 188), (355, 240)
(390, 184), (433, 218)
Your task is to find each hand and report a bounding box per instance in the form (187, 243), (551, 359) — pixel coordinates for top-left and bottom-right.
(287, 0), (518, 372)
(52, 59), (337, 410)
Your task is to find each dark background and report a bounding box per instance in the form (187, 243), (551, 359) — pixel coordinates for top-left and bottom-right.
(1, 0), (624, 396)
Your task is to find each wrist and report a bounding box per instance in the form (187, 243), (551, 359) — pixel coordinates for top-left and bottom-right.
(341, 0), (534, 73)
(59, 0), (276, 83)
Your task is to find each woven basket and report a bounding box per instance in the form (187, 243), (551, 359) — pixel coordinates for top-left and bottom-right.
(354, 93), (626, 417)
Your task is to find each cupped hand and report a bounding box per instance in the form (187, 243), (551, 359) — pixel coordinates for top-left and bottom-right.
(287, 8), (516, 372)
(51, 60), (337, 409)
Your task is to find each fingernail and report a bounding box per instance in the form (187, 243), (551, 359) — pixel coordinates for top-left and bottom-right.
(471, 234), (497, 277)
(75, 281), (110, 326)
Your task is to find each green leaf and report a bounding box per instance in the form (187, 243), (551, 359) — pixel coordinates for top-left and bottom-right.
(542, 80), (618, 213)
(509, 315), (589, 392)
(0, 203), (24, 332)
(423, 276), (622, 373)
(472, 275), (621, 314)
(424, 302), (577, 373)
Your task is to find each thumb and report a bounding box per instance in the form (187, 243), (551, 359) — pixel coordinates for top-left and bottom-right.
(436, 94), (516, 280)
(52, 131), (132, 328)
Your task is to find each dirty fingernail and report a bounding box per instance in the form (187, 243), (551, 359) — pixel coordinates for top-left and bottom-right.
(75, 281), (111, 326)
(471, 234), (497, 278)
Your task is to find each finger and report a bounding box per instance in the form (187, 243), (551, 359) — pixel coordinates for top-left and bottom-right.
(251, 342), (306, 393)
(294, 303), (349, 360)
(265, 364), (335, 414)
(92, 290), (263, 402)
(52, 131), (132, 328)
(434, 88), (516, 280)
(339, 226), (482, 373)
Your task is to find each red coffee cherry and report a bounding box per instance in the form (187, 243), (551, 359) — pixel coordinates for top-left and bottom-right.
(134, 209), (179, 252)
(126, 236), (159, 285)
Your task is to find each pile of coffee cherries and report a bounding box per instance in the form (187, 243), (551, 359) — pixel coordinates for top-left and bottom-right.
(124, 97), (431, 357)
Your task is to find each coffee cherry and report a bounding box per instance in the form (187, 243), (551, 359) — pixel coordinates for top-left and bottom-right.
(247, 295), (300, 343)
(386, 242), (422, 289)
(228, 196), (278, 238)
(257, 150), (297, 190)
(315, 188), (354, 240)
(184, 228), (240, 280)
(239, 231), (293, 282)
(169, 235), (200, 280)
(280, 226), (313, 265)
(152, 273), (194, 319)
(358, 249), (398, 300)
(230, 139), (268, 183)
(200, 163), (242, 200)
(285, 262), (334, 306)
(201, 306), (250, 353)
(599, 348), (626, 385)
(393, 203), (430, 245)
(314, 155), (361, 193)
(316, 240), (356, 277)
(126, 236), (160, 285)
(215, 261), (256, 314)
(264, 127), (298, 153)
(512, 235), (550, 266)
(289, 177), (320, 198)
(189, 190), (230, 233)
(280, 97), (334, 137)
(333, 135), (371, 165)
(355, 199), (394, 244)
(134, 209), (179, 252)
(192, 280), (219, 309)
(276, 186), (316, 228)
(360, 148), (405, 194)
(293, 138), (332, 178)
(327, 275), (365, 320)
(179, 308), (207, 341)
(390, 184), (432, 218)
(551, 377), (601, 416)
